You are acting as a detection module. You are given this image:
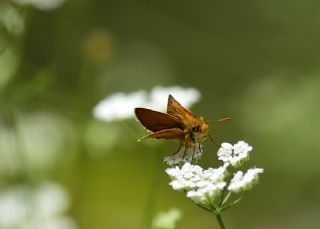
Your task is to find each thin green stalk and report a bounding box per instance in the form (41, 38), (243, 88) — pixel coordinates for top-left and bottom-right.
(218, 187), (227, 207)
(195, 202), (213, 213)
(221, 192), (231, 206)
(221, 192), (247, 212)
(216, 214), (226, 229)
(140, 150), (161, 229)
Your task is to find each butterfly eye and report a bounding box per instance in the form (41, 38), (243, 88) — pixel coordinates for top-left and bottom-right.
(192, 125), (200, 132)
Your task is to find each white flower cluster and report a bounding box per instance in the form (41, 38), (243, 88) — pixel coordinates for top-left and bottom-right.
(164, 143), (203, 166)
(217, 141), (252, 168)
(228, 168), (264, 193)
(93, 86), (200, 122)
(166, 163), (228, 205)
(165, 141), (264, 208)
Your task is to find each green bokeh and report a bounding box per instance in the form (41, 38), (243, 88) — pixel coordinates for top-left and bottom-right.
(1, 0), (320, 228)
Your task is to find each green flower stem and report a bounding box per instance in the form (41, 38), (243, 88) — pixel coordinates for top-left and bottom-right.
(193, 201), (214, 213)
(216, 213), (226, 229)
(193, 202), (227, 229)
(221, 192), (247, 212)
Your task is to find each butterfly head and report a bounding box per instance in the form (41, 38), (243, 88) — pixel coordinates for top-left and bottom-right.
(191, 117), (209, 142)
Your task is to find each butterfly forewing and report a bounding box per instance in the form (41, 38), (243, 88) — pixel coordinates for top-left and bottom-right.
(135, 108), (183, 132)
(167, 95), (196, 123)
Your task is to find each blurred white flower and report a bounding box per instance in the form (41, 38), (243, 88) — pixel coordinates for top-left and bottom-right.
(0, 112), (76, 175)
(149, 86), (200, 111)
(34, 182), (70, 219)
(164, 143), (203, 166)
(152, 208), (182, 229)
(93, 86), (200, 122)
(166, 163), (228, 206)
(228, 168), (264, 193)
(0, 182), (76, 229)
(94, 91), (147, 121)
(217, 141), (252, 168)
(12, 0), (65, 10)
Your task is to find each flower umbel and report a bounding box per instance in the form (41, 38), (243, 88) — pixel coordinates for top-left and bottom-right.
(165, 140), (264, 229)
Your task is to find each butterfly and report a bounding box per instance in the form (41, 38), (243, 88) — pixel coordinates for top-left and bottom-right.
(135, 95), (231, 155)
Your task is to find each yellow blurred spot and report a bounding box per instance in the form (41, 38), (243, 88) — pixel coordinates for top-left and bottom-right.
(84, 30), (116, 66)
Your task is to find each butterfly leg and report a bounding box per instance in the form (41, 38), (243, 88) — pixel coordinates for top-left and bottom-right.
(182, 145), (187, 160)
(182, 134), (191, 161)
(191, 143), (196, 161)
(172, 142), (182, 155)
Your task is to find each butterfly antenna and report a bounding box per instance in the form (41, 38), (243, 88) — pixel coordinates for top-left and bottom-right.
(207, 117), (231, 123)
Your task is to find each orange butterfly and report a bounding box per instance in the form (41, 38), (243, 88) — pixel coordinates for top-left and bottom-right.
(135, 95), (230, 153)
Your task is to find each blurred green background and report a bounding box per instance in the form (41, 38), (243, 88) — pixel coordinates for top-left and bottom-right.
(1, 0), (320, 228)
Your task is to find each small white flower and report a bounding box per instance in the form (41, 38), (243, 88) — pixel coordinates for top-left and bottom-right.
(93, 86), (200, 122)
(217, 141), (252, 168)
(164, 144), (203, 166)
(152, 208), (182, 229)
(166, 162), (228, 206)
(228, 168), (264, 193)
(166, 163), (203, 191)
(203, 163), (229, 183)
